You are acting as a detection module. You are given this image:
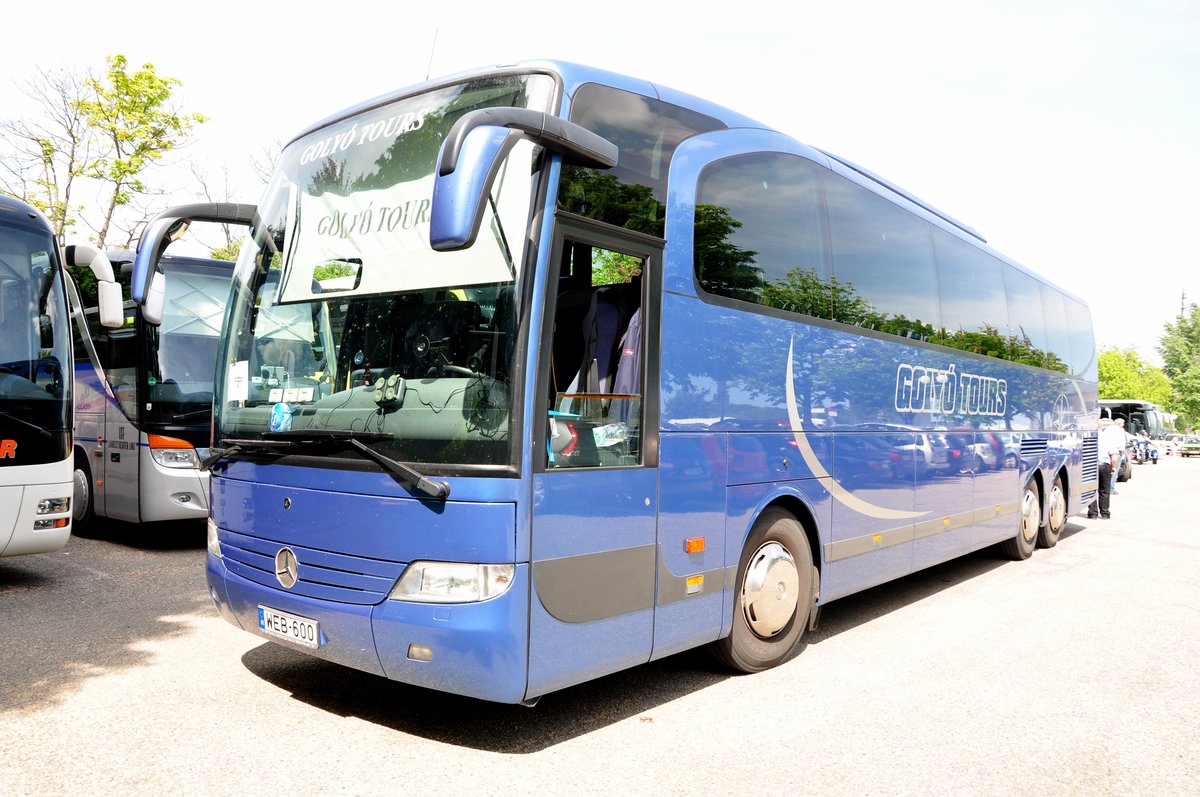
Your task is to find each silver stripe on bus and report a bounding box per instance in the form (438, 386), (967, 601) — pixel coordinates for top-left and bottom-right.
(533, 544), (656, 623)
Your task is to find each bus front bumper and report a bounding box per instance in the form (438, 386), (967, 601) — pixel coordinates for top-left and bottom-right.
(207, 553), (531, 704)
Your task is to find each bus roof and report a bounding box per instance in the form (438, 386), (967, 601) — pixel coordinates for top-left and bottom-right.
(285, 59), (1087, 309)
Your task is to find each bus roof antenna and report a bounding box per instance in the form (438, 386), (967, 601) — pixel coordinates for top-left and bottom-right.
(425, 28), (439, 81)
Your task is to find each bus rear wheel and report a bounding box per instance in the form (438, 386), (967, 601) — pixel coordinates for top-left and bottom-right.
(1000, 482), (1039, 560)
(72, 454), (95, 536)
(710, 509), (813, 673)
(1038, 475), (1066, 549)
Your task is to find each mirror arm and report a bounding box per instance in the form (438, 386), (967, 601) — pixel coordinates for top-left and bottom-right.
(132, 202), (257, 305)
(437, 108), (617, 177)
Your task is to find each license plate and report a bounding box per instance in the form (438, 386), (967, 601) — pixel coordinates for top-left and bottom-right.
(258, 605), (320, 649)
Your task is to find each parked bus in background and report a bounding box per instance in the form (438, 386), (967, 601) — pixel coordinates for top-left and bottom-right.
(1098, 399), (1165, 437)
(133, 61), (1098, 704)
(1, 195), (120, 557)
(66, 251), (232, 532)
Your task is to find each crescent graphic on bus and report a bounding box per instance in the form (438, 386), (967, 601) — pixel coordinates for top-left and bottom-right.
(785, 339), (927, 521)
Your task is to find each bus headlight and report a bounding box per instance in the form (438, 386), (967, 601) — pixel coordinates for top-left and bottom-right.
(149, 434), (200, 469)
(37, 497), (71, 514)
(207, 519), (222, 558)
(389, 562), (514, 603)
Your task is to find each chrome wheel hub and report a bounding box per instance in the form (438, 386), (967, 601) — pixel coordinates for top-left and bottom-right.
(1020, 489), (1039, 543)
(741, 541), (799, 638)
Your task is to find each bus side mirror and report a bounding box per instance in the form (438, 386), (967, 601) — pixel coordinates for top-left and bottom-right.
(133, 202), (256, 326)
(64, 244), (123, 329)
(430, 108), (618, 252)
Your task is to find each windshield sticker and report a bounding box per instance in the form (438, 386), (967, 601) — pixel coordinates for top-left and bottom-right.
(297, 109), (431, 166)
(268, 402), (294, 433)
(277, 183), (518, 304)
(228, 361), (249, 402)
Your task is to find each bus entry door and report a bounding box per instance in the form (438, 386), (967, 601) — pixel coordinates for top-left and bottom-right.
(527, 227), (660, 699)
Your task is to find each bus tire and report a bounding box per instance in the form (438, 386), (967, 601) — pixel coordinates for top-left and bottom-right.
(710, 509), (813, 673)
(72, 454), (95, 536)
(1001, 481), (1040, 560)
(1038, 475), (1066, 549)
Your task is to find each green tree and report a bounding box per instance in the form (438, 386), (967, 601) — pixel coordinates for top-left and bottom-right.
(1098, 346), (1172, 404)
(79, 55), (207, 247)
(1158, 303), (1200, 429)
(0, 65), (96, 240)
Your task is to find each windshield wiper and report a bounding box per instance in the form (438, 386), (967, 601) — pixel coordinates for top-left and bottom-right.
(200, 438), (296, 471)
(0, 410), (53, 439)
(215, 429), (451, 501)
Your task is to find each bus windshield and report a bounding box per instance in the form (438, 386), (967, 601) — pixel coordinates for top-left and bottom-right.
(144, 260), (230, 427)
(0, 219), (71, 462)
(215, 73), (557, 469)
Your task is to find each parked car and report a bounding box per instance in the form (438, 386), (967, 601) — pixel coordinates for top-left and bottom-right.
(1180, 436), (1200, 458)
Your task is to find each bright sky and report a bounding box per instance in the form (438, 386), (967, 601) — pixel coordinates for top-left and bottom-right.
(4, 0), (1197, 363)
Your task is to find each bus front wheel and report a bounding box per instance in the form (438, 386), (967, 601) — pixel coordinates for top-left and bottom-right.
(711, 509), (813, 673)
(72, 454), (95, 536)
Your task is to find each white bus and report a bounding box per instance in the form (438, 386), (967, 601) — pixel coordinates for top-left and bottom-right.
(1, 195), (119, 556)
(66, 250), (232, 531)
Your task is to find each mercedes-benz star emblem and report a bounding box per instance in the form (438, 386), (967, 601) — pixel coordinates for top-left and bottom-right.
(274, 547), (299, 589)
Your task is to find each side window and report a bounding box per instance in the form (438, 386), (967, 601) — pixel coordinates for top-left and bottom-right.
(1003, 267), (1049, 367)
(547, 238), (645, 468)
(694, 153), (831, 318)
(1065, 298), (1096, 380)
(825, 172), (939, 340)
(932, 230), (1009, 357)
(1040, 283), (1071, 373)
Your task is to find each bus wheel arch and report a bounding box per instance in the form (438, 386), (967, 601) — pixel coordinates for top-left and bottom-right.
(1038, 470), (1068, 549)
(72, 450), (95, 535)
(710, 503), (816, 673)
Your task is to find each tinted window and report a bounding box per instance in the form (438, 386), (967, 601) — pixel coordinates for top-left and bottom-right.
(1065, 298), (1096, 379)
(825, 173), (938, 339)
(695, 153), (831, 318)
(1039, 283), (1071, 373)
(561, 84), (724, 236)
(932, 230), (1008, 358)
(1003, 267), (1049, 367)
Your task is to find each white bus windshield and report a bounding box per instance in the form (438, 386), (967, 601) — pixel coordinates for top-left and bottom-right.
(215, 74), (556, 469)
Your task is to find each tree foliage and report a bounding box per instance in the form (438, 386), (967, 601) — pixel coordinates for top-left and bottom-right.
(1098, 346), (1172, 405)
(1158, 304), (1200, 428)
(1, 54), (205, 247)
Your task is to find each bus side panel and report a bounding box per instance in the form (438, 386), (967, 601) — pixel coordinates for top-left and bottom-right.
(651, 432), (729, 660)
(527, 469), (657, 699)
(72, 358), (107, 516)
(102, 402), (140, 522)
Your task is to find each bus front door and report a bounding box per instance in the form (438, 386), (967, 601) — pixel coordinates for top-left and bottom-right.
(527, 226), (661, 699)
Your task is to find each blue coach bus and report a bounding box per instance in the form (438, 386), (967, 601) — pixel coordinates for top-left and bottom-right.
(134, 61), (1097, 703)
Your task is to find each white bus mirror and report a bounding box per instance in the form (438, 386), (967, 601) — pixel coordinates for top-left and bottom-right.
(64, 244), (124, 329)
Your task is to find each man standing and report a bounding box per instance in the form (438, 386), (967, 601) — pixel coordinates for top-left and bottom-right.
(1089, 416), (1124, 519)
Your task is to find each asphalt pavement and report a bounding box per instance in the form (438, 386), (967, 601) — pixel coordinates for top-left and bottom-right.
(2, 456), (1198, 796)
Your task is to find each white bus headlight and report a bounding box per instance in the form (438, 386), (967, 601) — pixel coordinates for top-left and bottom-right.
(389, 562), (514, 603)
(148, 434), (201, 469)
(37, 497), (71, 514)
(207, 519), (222, 558)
